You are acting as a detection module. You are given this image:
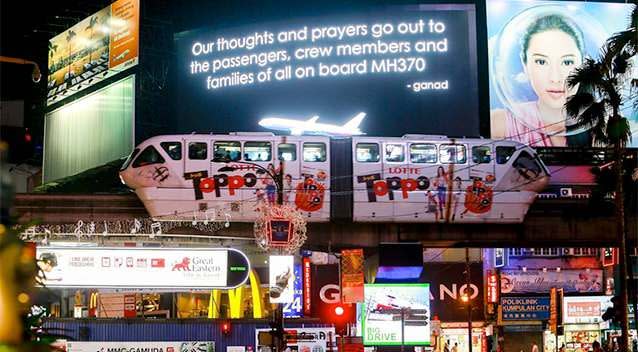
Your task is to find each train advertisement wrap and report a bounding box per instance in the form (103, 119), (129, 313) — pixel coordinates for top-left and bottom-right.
(487, 0), (637, 147)
(175, 5), (479, 137)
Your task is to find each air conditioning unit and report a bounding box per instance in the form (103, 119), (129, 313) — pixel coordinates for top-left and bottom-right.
(560, 187), (573, 197)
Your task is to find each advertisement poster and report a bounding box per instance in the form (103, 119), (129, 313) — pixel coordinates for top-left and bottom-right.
(255, 327), (336, 352)
(487, 0), (637, 147)
(422, 263), (484, 322)
(562, 296), (613, 324)
(35, 247), (250, 290)
(283, 264), (303, 318)
(501, 297), (550, 320)
(500, 269), (603, 294)
(269, 255), (295, 303)
(362, 284), (430, 346)
(341, 249), (365, 304)
(66, 341), (214, 352)
(311, 264), (340, 317)
(47, 0), (139, 105)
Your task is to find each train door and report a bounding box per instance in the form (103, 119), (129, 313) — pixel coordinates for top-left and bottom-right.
(242, 138), (275, 218)
(182, 138), (211, 211)
(438, 142), (469, 221)
(276, 138), (300, 207)
(382, 140), (408, 220)
(352, 139), (384, 221)
(299, 139), (330, 220)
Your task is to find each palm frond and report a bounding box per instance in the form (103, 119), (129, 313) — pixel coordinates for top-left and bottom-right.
(577, 100), (607, 130)
(565, 92), (595, 119)
(606, 116), (632, 147)
(566, 58), (604, 93)
(590, 114), (609, 147)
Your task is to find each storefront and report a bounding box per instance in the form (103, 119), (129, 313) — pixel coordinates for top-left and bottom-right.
(561, 296), (613, 352)
(499, 296), (550, 352)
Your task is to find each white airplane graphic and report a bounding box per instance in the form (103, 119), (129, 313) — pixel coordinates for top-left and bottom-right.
(258, 112), (366, 136)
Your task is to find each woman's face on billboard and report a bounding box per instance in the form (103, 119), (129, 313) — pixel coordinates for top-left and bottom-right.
(524, 30), (582, 110)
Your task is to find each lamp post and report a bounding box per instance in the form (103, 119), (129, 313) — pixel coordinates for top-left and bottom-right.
(220, 158), (286, 351)
(465, 247), (473, 352)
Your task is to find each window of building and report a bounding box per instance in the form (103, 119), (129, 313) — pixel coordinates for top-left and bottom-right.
(356, 143), (380, 162)
(384, 144), (405, 163)
(244, 141), (272, 161)
(509, 248), (523, 256)
(132, 146), (165, 168)
(303, 142), (326, 162)
(160, 142), (182, 160)
(472, 146), (491, 164)
(496, 146), (516, 164)
(188, 142), (208, 160)
(440, 144), (467, 164)
(214, 141), (241, 162)
(278, 143), (297, 161)
(410, 144), (437, 163)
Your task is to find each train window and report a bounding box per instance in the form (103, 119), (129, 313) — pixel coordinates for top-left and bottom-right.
(356, 143), (380, 162)
(496, 146), (516, 164)
(512, 151), (542, 180)
(439, 144), (467, 164)
(384, 144), (405, 162)
(244, 141), (271, 161)
(160, 142), (182, 160)
(120, 148), (140, 170)
(303, 142), (326, 162)
(188, 142), (208, 160)
(472, 146), (491, 164)
(410, 144), (436, 163)
(214, 141), (241, 162)
(278, 143), (297, 161)
(132, 146), (165, 168)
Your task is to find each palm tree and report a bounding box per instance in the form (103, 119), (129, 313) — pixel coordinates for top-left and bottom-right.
(84, 16), (98, 63)
(65, 29), (76, 82)
(47, 42), (58, 81)
(565, 7), (636, 348)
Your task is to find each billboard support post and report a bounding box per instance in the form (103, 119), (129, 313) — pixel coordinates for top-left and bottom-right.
(466, 248), (473, 352)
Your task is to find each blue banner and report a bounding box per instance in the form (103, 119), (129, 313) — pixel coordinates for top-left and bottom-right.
(501, 297), (550, 320)
(283, 264), (303, 318)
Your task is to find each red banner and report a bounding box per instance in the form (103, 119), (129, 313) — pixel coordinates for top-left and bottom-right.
(486, 270), (498, 304)
(303, 257), (312, 315)
(340, 249), (364, 304)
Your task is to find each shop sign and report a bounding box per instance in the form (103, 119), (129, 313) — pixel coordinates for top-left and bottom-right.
(311, 264), (340, 317)
(562, 296), (613, 324)
(422, 263), (484, 322)
(549, 288), (563, 333)
(36, 247), (249, 290)
(341, 249), (365, 303)
(602, 248), (617, 267)
(500, 269), (603, 294)
(303, 257), (312, 315)
(494, 248), (505, 268)
(255, 327), (336, 352)
(486, 270), (498, 304)
(66, 341), (213, 352)
(501, 297), (550, 320)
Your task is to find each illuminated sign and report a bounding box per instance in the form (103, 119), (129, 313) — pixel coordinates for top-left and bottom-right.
(486, 270), (498, 304)
(269, 255), (295, 303)
(501, 297), (550, 320)
(66, 342), (214, 352)
(362, 284), (430, 346)
(341, 249), (365, 303)
(602, 247), (617, 267)
(35, 247), (249, 289)
(562, 296), (612, 324)
(303, 257), (312, 315)
(494, 248), (505, 268)
(47, 0), (139, 106)
(487, 0), (637, 147)
(175, 5), (480, 137)
(283, 264), (303, 318)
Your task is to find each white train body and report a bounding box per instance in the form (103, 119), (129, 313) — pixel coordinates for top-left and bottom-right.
(119, 133), (549, 223)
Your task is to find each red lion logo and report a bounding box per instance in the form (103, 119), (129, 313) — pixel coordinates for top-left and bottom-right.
(172, 257), (191, 271)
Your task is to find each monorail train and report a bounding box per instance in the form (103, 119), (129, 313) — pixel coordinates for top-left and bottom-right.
(119, 133), (550, 223)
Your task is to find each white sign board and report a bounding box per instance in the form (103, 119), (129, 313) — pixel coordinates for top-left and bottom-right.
(67, 341), (214, 352)
(255, 327), (336, 352)
(269, 255), (295, 303)
(562, 296), (613, 324)
(36, 247), (248, 290)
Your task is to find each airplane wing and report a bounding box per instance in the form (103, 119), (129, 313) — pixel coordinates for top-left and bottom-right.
(307, 116), (319, 124)
(291, 128), (304, 135)
(342, 112), (366, 130)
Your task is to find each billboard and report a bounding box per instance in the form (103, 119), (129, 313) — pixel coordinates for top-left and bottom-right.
(487, 0), (637, 147)
(35, 247), (250, 290)
(175, 5), (479, 137)
(421, 263), (484, 322)
(501, 296), (550, 320)
(67, 341), (213, 352)
(47, 0), (139, 106)
(283, 264), (303, 318)
(362, 284), (430, 346)
(341, 249), (365, 303)
(562, 295), (613, 324)
(500, 269), (603, 294)
(269, 255), (295, 303)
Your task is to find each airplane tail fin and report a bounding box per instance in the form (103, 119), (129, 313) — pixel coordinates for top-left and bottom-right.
(342, 112), (366, 130)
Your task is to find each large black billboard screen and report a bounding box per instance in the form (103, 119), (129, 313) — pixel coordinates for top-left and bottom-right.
(175, 5), (479, 136)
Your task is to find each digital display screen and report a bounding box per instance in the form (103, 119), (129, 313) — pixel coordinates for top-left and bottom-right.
(175, 5), (479, 136)
(487, 0), (637, 147)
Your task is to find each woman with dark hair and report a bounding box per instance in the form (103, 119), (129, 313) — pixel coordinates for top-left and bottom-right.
(491, 13), (589, 146)
(433, 166), (448, 220)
